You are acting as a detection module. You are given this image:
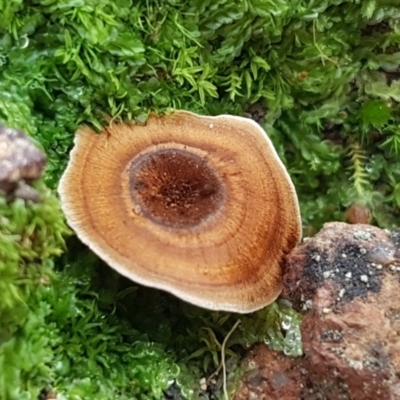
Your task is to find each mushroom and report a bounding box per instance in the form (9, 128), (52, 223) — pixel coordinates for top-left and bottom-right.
(58, 110), (302, 313)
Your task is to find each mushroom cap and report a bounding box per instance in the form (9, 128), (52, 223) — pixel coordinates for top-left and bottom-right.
(58, 110), (302, 313)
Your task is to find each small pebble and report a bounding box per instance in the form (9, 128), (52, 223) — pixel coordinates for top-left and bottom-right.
(199, 378), (207, 391)
(323, 270), (333, 279)
(354, 230), (372, 240)
(302, 299), (313, 311)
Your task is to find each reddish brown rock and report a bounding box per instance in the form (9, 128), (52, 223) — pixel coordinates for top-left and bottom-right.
(234, 345), (304, 400)
(286, 222), (400, 400)
(235, 222), (400, 400)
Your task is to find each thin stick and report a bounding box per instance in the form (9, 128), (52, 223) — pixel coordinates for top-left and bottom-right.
(312, 20), (339, 66)
(221, 319), (241, 400)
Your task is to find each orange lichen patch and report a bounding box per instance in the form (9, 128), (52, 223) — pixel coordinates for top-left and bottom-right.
(58, 110), (302, 312)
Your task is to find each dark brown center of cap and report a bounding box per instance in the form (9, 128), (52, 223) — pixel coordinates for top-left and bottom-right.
(128, 148), (225, 229)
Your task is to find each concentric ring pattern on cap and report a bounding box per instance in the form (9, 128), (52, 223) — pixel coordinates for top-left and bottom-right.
(58, 110), (302, 313)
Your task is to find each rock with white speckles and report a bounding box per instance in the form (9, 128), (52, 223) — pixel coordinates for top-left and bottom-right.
(282, 222), (400, 400)
(235, 222), (400, 400)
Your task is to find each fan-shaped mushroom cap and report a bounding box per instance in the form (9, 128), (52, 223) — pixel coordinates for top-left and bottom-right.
(58, 110), (301, 313)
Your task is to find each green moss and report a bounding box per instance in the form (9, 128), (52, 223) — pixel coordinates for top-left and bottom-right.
(0, 184), (67, 331)
(0, 183), (69, 399)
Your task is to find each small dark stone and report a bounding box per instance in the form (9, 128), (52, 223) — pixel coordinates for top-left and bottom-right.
(38, 389), (48, 400)
(161, 381), (186, 400)
(243, 102), (267, 125)
(245, 369), (265, 387)
(38, 388), (56, 400)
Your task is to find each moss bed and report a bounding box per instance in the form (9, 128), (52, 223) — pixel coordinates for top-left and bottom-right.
(0, 1), (399, 399)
